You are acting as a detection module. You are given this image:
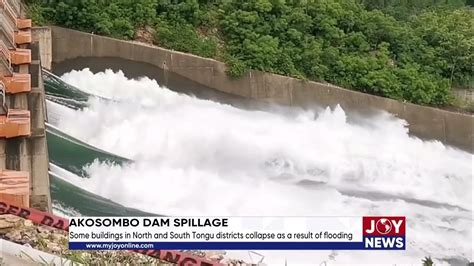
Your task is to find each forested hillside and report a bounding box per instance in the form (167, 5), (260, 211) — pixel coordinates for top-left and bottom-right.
(27, 0), (473, 106)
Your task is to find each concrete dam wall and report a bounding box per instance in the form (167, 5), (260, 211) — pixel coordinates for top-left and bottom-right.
(47, 26), (473, 152)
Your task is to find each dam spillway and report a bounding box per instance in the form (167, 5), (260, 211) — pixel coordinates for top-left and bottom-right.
(43, 67), (472, 265)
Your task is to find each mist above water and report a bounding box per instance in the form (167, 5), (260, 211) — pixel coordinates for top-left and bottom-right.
(48, 68), (472, 264)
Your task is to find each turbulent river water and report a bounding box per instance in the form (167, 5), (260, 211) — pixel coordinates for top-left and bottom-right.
(44, 68), (473, 265)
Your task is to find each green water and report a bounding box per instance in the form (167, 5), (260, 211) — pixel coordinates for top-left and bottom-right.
(47, 124), (146, 216)
(44, 69), (152, 216)
(50, 173), (154, 216)
(46, 122), (147, 215)
(47, 125), (155, 216)
(46, 123), (131, 177)
(43, 69), (91, 103)
(43, 69), (118, 111)
(44, 69), (90, 110)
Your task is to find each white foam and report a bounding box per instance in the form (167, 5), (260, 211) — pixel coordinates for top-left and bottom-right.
(48, 68), (472, 264)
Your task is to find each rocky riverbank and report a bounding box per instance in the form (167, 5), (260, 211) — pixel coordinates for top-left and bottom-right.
(0, 214), (253, 265)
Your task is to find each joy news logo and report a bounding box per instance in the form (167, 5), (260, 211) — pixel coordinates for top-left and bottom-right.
(363, 216), (406, 250)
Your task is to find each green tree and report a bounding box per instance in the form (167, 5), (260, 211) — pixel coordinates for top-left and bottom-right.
(27, 0), (471, 107)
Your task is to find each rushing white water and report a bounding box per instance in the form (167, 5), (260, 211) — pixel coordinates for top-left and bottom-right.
(48, 68), (473, 265)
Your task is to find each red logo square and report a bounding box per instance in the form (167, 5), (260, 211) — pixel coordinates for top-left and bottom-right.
(363, 216), (405, 236)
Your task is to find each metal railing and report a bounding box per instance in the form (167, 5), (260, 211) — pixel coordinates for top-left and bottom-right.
(0, 39), (11, 65)
(5, 0), (19, 18)
(0, 39), (12, 75)
(0, 11), (15, 47)
(0, 55), (11, 73)
(0, 0), (17, 30)
(0, 81), (7, 115)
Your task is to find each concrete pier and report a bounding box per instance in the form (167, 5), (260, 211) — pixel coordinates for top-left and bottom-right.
(0, 0), (50, 211)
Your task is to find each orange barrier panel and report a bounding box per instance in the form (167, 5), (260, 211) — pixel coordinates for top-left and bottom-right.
(0, 170), (29, 208)
(9, 48), (30, 65)
(0, 200), (222, 266)
(0, 109), (30, 138)
(1, 73), (31, 93)
(16, 19), (31, 30)
(14, 30), (31, 45)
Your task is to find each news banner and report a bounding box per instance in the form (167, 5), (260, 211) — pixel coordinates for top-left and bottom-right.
(68, 216), (405, 251)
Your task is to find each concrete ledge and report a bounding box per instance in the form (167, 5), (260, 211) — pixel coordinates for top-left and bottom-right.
(46, 26), (473, 152)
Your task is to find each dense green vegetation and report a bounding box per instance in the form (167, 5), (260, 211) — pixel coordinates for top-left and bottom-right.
(360, 0), (467, 19)
(27, 0), (473, 106)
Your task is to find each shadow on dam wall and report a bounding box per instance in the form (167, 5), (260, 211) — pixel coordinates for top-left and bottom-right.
(46, 27), (473, 152)
(51, 57), (384, 133)
(52, 57), (270, 111)
(51, 56), (474, 153)
(51, 57), (391, 121)
(52, 57), (473, 152)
